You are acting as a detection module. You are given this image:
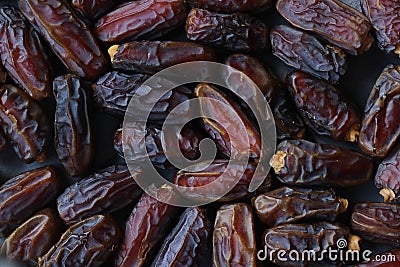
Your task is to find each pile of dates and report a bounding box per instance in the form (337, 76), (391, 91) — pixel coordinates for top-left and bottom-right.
(0, 0), (399, 266)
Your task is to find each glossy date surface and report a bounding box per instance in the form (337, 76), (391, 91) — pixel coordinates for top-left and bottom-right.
(375, 145), (400, 202)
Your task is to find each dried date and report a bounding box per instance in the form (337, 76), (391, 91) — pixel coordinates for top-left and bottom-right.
(186, 8), (269, 51)
(375, 146), (400, 202)
(71, 0), (123, 20)
(187, 0), (273, 13)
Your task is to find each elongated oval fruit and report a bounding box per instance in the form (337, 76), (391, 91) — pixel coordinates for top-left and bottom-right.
(38, 215), (121, 267)
(0, 166), (61, 237)
(0, 209), (64, 267)
(213, 203), (256, 267)
(359, 65), (400, 158)
(0, 6), (52, 99)
(71, 0), (123, 21)
(375, 146), (400, 202)
(0, 84), (50, 163)
(270, 139), (373, 187)
(57, 165), (142, 225)
(252, 187), (348, 226)
(54, 75), (93, 177)
(18, 0), (109, 80)
(95, 0), (188, 44)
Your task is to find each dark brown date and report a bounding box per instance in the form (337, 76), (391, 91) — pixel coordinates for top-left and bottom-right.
(115, 193), (179, 267)
(0, 6), (52, 99)
(270, 139), (374, 187)
(252, 187), (348, 226)
(0, 84), (49, 163)
(18, 0), (109, 80)
(287, 71), (361, 142)
(351, 202), (400, 246)
(54, 75), (93, 177)
(0, 166), (61, 237)
(95, 0), (188, 43)
(359, 65), (400, 158)
(354, 248), (400, 266)
(213, 203), (256, 267)
(276, 0), (373, 55)
(375, 146), (400, 202)
(151, 207), (211, 266)
(38, 215), (121, 267)
(57, 165), (142, 225)
(109, 41), (218, 74)
(271, 25), (347, 84)
(361, 0), (400, 55)
(71, 0), (122, 20)
(187, 0), (273, 13)
(186, 8), (269, 51)
(0, 209), (63, 267)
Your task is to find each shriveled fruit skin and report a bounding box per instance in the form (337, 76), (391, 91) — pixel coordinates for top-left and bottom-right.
(375, 145), (400, 202)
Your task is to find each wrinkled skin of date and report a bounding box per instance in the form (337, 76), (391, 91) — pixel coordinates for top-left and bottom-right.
(354, 248), (400, 266)
(359, 65), (400, 158)
(271, 25), (347, 84)
(18, 0), (109, 80)
(0, 166), (61, 237)
(71, 0), (123, 21)
(115, 194), (179, 267)
(54, 75), (93, 177)
(351, 203), (400, 246)
(186, 8), (269, 51)
(213, 203), (256, 267)
(252, 187), (348, 226)
(361, 0), (400, 55)
(151, 207), (211, 267)
(187, 0), (273, 13)
(0, 84), (50, 163)
(109, 41), (218, 74)
(375, 146), (400, 202)
(95, 0), (188, 43)
(0, 6), (52, 99)
(276, 0), (374, 55)
(287, 71), (361, 142)
(270, 139), (374, 187)
(57, 165), (142, 225)
(38, 215), (121, 267)
(0, 209), (64, 267)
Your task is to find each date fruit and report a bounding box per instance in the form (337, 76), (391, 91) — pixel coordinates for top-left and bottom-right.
(38, 215), (121, 267)
(0, 209), (63, 267)
(95, 0), (188, 43)
(375, 146), (400, 202)
(287, 71), (361, 142)
(271, 25), (347, 84)
(0, 84), (49, 163)
(252, 187), (348, 226)
(54, 75), (93, 177)
(359, 65), (400, 158)
(186, 8), (269, 51)
(71, 0), (122, 20)
(0, 166), (61, 237)
(213, 203), (256, 267)
(0, 6), (52, 99)
(187, 0), (273, 13)
(57, 165), (142, 225)
(276, 0), (374, 55)
(351, 202), (400, 246)
(18, 0), (109, 80)
(270, 139), (374, 187)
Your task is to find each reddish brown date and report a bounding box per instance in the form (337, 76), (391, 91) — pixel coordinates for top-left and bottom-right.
(95, 0), (188, 43)
(186, 8), (269, 51)
(354, 248), (400, 266)
(351, 202), (400, 246)
(213, 203), (256, 267)
(252, 187), (348, 226)
(151, 207), (211, 266)
(71, 0), (122, 20)
(108, 41), (218, 74)
(18, 0), (109, 80)
(287, 71), (361, 142)
(115, 194), (179, 267)
(54, 75), (93, 177)
(270, 139), (374, 187)
(57, 165), (142, 225)
(276, 0), (373, 55)
(375, 146), (400, 202)
(38, 215), (121, 267)
(187, 0), (273, 13)
(0, 84), (49, 163)
(0, 209), (63, 267)
(0, 6), (52, 99)
(0, 166), (61, 237)
(361, 0), (400, 55)
(271, 25), (347, 84)
(359, 65), (400, 158)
